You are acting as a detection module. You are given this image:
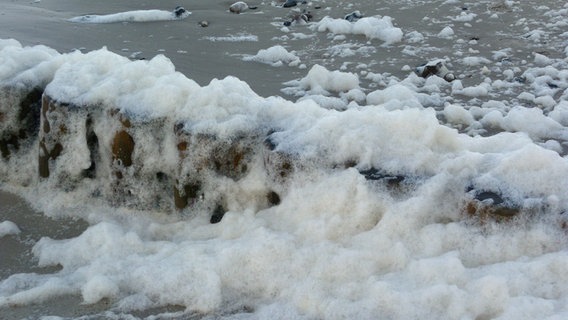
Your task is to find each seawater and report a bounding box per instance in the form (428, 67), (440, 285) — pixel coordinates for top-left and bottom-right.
(1, 0), (568, 319)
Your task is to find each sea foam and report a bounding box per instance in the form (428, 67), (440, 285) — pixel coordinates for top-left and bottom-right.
(1, 5), (568, 316)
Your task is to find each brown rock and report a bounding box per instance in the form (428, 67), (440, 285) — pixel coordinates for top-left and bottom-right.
(111, 130), (135, 168)
(463, 189), (521, 223)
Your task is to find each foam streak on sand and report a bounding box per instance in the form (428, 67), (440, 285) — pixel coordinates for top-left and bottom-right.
(68, 7), (191, 24)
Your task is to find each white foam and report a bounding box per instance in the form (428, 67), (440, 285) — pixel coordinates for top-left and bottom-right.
(451, 12), (477, 22)
(243, 45), (301, 67)
(438, 26), (455, 38)
(2, 12), (568, 318)
(68, 8), (191, 24)
(314, 16), (403, 44)
(283, 64), (360, 96)
(0, 220), (20, 237)
(0, 40), (61, 87)
(462, 56), (492, 67)
(45, 48), (200, 119)
(366, 84), (422, 110)
(203, 34), (259, 42)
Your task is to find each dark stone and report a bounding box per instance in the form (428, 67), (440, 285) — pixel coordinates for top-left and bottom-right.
(83, 115), (99, 179)
(38, 96), (73, 178)
(344, 11), (363, 22)
(18, 88), (43, 134)
(472, 190), (504, 204)
(38, 139), (63, 178)
(263, 134), (278, 151)
(156, 172), (168, 182)
(547, 82), (559, 89)
(283, 0), (297, 8)
(415, 60), (455, 82)
(278, 161), (292, 178)
(263, 132), (296, 183)
(359, 168), (404, 183)
(174, 180), (201, 210)
(0, 134), (18, 159)
(464, 188), (521, 222)
(211, 139), (253, 180)
(210, 204), (226, 224)
(0, 87), (42, 159)
(267, 190), (281, 206)
(174, 6), (187, 18)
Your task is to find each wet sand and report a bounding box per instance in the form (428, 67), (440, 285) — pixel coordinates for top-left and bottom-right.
(0, 191), (94, 319)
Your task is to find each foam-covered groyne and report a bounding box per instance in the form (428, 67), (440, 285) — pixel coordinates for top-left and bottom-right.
(1, 38), (568, 226)
(0, 40), (287, 219)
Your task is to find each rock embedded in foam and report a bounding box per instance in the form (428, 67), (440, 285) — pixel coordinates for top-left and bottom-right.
(262, 133), (295, 184)
(111, 130), (134, 169)
(359, 168), (405, 186)
(175, 127), (256, 181)
(173, 6), (188, 18)
(38, 95), (174, 209)
(463, 188), (521, 223)
(173, 124), (261, 211)
(173, 126), (205, 210)
(415, 60), (455, 82)
(344, 11), (363, 22)
(106, 109), (173, 209)
(209, 204), (226, 224)
(173, 125), (287, 218)
(39, 95), (90, 181)
(109, 110), (135, 170)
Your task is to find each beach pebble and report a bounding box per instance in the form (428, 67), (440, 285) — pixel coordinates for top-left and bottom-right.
(344, 10), (363, 22)
(282, 0), (298, 8)
(229, 1), (257, 14)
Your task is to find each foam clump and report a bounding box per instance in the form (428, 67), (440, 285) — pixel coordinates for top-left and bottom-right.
(68, 7), (191, 24)
(45, 48), (199, 119)
(283, 64), (360, 96)
(0, 40), (60, 87)
(314, 16), (403, 44)
(366, 84), (423, 110)
(242, 45), (301, 67)
(438, 26), (455, 38)
(0, 220), (20, 237)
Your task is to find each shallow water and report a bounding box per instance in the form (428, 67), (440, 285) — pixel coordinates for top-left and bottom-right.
(2, 0), (564, 99)
(1, 0), (568, 319)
